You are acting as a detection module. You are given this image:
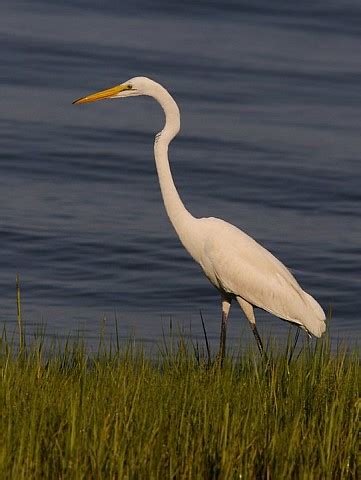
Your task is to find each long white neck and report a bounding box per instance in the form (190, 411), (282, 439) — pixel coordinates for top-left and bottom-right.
(151, 84), (201, 261)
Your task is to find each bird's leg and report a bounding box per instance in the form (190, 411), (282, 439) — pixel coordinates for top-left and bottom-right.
(251, 324), (264, 355)
(236, 296), (265, 356)
(217, 296), (232, 364)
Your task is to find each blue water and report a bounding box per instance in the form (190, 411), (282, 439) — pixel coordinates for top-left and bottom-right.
(1, 0), (360, 349)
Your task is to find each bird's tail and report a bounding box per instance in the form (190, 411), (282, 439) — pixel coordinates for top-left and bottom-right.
(302, 291), (326, 337)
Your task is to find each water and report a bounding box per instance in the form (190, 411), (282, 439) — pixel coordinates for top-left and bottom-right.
(1, 0), (360, 349)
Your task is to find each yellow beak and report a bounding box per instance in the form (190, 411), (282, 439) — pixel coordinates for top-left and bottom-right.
(72, 84), (129, 105)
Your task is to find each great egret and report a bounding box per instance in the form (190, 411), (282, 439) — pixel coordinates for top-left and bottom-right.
(73, 77), (326, 358)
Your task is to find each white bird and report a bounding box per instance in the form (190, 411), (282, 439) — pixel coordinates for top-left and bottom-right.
(73, 77), (326, 359)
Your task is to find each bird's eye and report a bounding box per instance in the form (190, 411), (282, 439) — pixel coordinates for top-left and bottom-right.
(127, 84), (132, 89)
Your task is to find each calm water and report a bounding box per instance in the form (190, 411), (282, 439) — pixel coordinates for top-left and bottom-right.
(1, 1), (360, 348)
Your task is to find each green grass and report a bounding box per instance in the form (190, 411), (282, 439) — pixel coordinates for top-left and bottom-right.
(0, 333), (359, 479)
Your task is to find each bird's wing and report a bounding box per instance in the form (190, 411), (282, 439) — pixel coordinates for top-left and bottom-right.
(200, 218), (325, 333)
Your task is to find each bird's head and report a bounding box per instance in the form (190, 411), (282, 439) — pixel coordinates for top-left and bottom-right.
(72, 77), (159, 105)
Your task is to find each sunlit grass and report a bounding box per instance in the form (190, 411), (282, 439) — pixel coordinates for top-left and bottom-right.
(0, 331), (359, 479)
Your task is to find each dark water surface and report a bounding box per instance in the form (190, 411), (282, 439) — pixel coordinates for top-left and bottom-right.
(1, 1), (360, 348)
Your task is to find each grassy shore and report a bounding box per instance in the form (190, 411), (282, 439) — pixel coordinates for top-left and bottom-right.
(0, 333), (359, 479)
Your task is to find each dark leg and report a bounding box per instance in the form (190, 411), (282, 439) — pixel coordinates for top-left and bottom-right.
(236, 296), (265, 357)
(217, 297), (231, 364)
(251, 323), (264, 356)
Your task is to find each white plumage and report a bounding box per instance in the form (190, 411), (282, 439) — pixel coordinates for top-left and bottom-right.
(199, 217), (326, 336)
(73, 76), (326, 357)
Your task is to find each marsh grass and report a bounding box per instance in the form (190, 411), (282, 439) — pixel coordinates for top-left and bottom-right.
(0, 330), (359, 479)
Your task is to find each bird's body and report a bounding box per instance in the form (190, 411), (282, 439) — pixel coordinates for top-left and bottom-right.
(195, 217), (325, 336)
(73, 76), (326, 356)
